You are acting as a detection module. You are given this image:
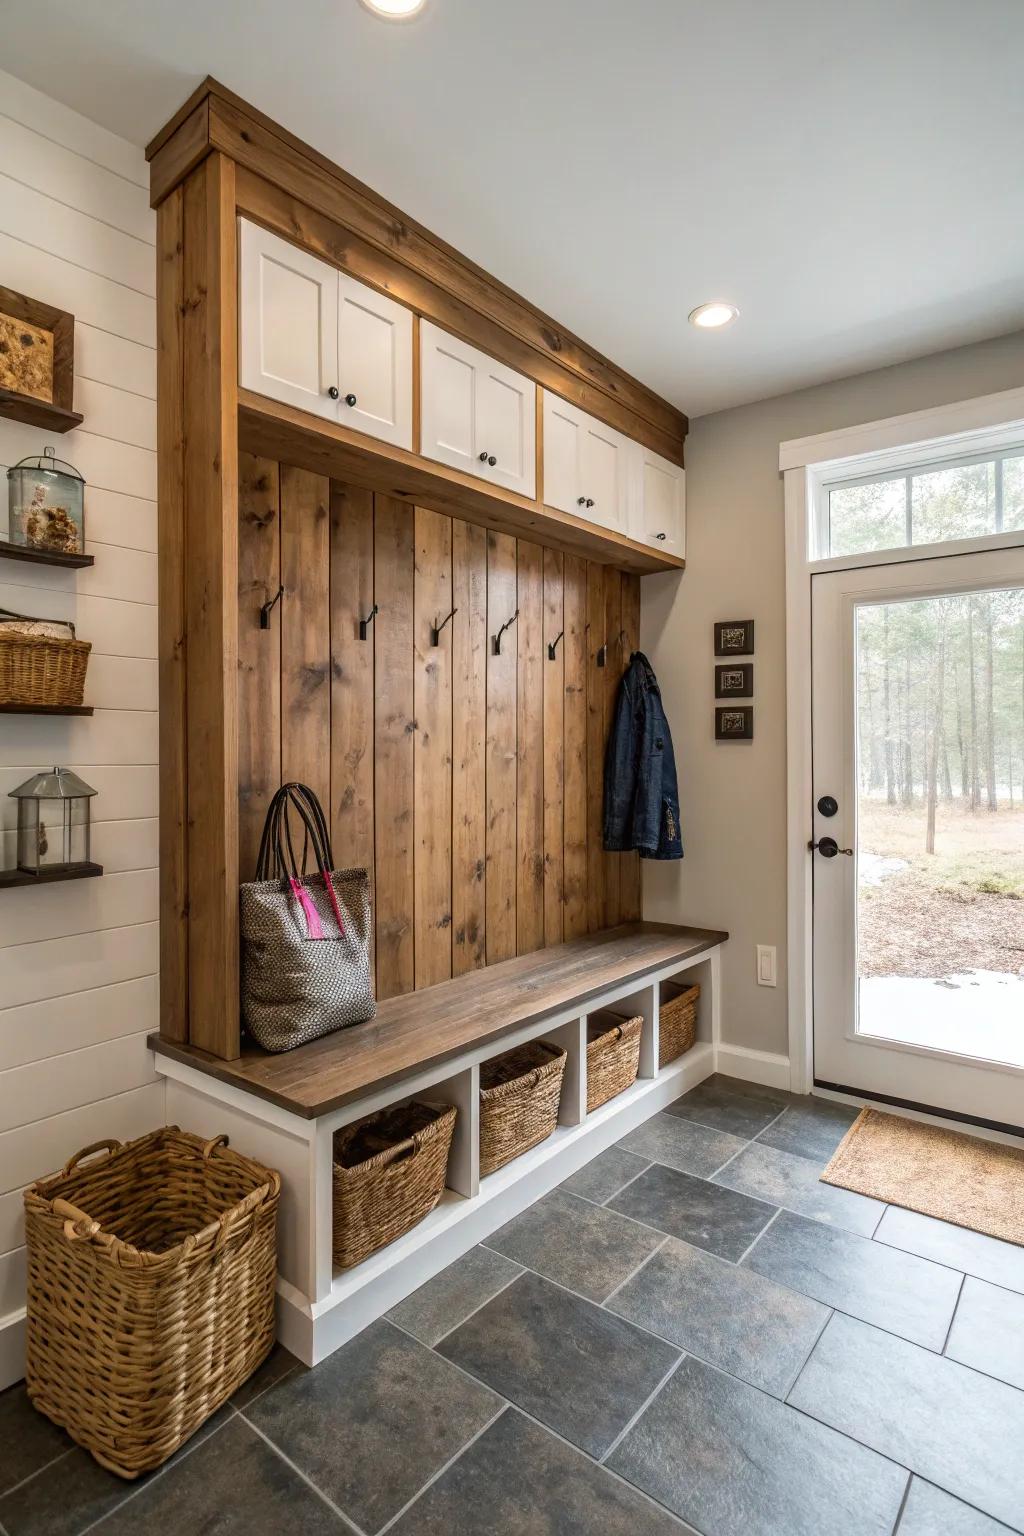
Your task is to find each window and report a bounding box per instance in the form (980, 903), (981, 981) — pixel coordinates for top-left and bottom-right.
(825, 448), (1024, 558)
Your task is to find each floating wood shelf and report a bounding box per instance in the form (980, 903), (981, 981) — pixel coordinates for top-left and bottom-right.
(0, 387), (83, 434)
(0, 861), (103, 890)
(239, 392), (685, 576)
(0, 538), (93, 569)
(0, 702), (93, 716)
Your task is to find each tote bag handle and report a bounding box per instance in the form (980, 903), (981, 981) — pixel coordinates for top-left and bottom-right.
(255, 783), (346, 937)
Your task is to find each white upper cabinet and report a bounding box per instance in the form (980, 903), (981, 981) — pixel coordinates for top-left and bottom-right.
(420, 321), (536, 498)
(541, 392), (633, 534)
(239, 218), (338, 421)
(238, 219), (412, 449)
(631, 445), (685, 558)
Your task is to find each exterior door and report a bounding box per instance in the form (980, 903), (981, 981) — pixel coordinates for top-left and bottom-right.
(336, 272), (413, 449)
(238, 219), (338, 421)
(811, 545), (1024, 1128)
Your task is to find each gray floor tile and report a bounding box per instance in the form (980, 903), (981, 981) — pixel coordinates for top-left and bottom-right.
(758, 1096), (861, 1163)
(608, 1353), (906, 1536)
(664, 1075), (790, 1139)
(437, 1270), (679, 1458)
(561, 1145), (650, 1203)
(387, 1246), (522, 1346)
(388, 1408), (695, 1535)
(875, 1207), (1024, 1295)
(0, 1385), (70, 1498)
(607, 1236), (829, 1397)
(898, 1477), (1016, 1535)
(483, 1189), (664, 1302)
(246, 1318), (499, 1533)
(608, 1162), (777, 1261)
(713, 1139), (886, 1237)
(744, 1209), (962, 1350)
(789, 1312), (1024, 1532)
(88, 1416), (348, 1534)
(0, 1404), (233, 1536)
(231, 1342), (302, 1408)
(945, 1277), (1024, 1391)
(616, 1112), (748, 1178)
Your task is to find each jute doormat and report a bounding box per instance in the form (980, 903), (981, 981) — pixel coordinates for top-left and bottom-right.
(821, 1107), (1024, 1247)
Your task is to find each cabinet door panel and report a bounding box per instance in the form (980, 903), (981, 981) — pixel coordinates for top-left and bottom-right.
(580, 419), (629, 532)
(635, 447), (685, 557)
(238, 219), (337, 420)
(420, 322), (478, 474)
(542, 393), (583, 515)
(337, 272), (413, 449)
(477, 362), (536, 498)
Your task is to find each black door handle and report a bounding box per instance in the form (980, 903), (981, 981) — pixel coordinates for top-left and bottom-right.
(809, 837), (853, 858)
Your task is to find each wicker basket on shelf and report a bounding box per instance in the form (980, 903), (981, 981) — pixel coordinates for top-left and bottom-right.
(479, 1039), (566, 1176)
(659, 982), (700, 1066)
(23, 1127), (280, 1480)
(0, 613), (90, 707)
(332, 1100), (456, 1270)
(587, 1013), (643, 1112)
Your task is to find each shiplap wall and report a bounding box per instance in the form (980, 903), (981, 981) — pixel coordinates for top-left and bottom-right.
(0, 69), (161, 1384)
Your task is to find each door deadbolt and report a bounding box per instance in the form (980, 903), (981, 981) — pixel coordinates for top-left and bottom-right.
(817, 795), (838, 817)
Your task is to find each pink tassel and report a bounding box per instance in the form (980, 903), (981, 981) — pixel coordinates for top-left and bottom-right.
(289, 877), (325, 940)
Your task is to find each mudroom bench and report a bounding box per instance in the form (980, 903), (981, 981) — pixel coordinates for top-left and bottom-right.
(148, 921), (726, 1366)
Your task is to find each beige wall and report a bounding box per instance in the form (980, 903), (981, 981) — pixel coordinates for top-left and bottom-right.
(642, 329), (1024, 1064)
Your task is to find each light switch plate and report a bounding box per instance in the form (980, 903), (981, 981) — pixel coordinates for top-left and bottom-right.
(756, 944), (777, 987)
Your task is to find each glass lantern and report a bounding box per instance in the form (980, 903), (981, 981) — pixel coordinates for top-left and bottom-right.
(9, 767), (97, 875)
(6, 447), (85, 555)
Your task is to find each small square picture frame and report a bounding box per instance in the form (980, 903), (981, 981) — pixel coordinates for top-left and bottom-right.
(714, 619), (754, 656)
(715, 705), (753, 741)
(715, 662), (753, 699)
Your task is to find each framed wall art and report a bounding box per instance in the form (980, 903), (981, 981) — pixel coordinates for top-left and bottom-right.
(714, 619), (754, 656)
(715, 662), (753, 698)
(715, 705), (753, 741)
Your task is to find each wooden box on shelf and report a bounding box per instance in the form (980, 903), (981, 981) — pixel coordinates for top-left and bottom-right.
(0, 285), (83, 432)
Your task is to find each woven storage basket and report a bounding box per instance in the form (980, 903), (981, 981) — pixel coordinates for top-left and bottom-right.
(0, 627), (90, 707)
(332, 1101), (456, 1269)
(23, 1127), (280, 1480)
(659, 982), (700, 1066)
(479, 1040), (567, 1176)
(587, 1013), (643, 1112)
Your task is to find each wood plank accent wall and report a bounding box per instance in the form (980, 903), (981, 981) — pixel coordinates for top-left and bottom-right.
(238, 452), (642, 1002)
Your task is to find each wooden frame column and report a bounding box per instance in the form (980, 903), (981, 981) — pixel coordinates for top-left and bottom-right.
(157, 150), (241, 1059)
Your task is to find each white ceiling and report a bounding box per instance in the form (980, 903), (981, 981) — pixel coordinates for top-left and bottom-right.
(4, 0), (1023, 417)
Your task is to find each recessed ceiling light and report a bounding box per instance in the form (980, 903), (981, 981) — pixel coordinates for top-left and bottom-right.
(359, 0), (426, 17)
(688, 301), (739, 330)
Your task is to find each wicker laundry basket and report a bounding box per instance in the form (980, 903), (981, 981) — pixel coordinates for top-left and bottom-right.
(659, 982), (700, 1066)
(332, 1101), (456, 1269)
(479, 1040), (567, 1176)
(587, 1013), (643, 1112)
(23, 1127), (280, 1480)
(0, 619), (90, 707)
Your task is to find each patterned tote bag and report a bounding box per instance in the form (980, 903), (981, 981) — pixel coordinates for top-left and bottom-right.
(240, 783), (376, 1052)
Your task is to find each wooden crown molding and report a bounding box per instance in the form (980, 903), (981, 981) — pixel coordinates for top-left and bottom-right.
(147, 77), (688, 461)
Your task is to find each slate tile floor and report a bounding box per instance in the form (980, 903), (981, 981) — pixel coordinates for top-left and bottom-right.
(3, 1076), (1024, 1536)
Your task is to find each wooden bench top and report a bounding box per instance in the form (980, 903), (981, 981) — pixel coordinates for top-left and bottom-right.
(149, 922), (726, 1119)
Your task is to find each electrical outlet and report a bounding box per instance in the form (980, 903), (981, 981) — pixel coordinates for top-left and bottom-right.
(756, 944), (777, 987)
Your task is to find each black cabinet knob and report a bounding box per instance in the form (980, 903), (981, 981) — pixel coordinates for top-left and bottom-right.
(344, 393), (357, 408)
(655, 532), (667, 540)
(479, 451), (489, 463)
(488, 455), (497, 467)
(577, 496), (587, 506)
(327, 386), (340, 400)
(585, 498), (595, 508)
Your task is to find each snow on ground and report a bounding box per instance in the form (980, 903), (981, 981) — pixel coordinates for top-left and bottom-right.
(860, 969), (1024, 1070)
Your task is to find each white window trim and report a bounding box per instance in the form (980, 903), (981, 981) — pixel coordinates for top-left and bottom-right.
(780, 383), (1024, 1094)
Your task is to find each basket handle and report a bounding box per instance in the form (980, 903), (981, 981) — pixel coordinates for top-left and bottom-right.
(375, 1135), (419, 1169)
(52, 1197), (102, 1242)
(60, 1139), (122, 1178)
(202, 1134), (230, 1160)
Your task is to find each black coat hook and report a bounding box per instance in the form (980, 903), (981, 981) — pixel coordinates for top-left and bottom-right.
(492, 608), (519, 656)
(431, 606), (458, 646)
(359, 603), (378, 641)
(597, 640), (607, 668)
(259, 585), (284, 631)
(547, 629), (564, 661)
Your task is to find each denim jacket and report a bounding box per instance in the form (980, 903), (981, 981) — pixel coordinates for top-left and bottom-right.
(603, 651), (683, 860)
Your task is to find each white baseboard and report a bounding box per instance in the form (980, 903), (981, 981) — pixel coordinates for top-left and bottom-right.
(0, 1306), (26, 1391)
(715, 1044), (792, 1092)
